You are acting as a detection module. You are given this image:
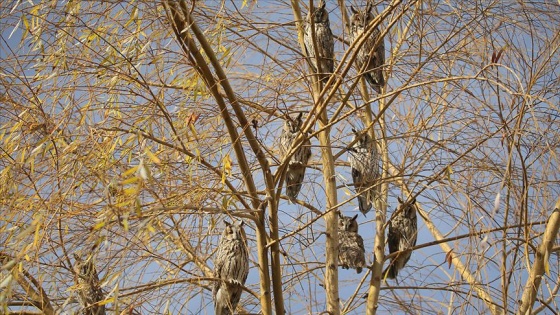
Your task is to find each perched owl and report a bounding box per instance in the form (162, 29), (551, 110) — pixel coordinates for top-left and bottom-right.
(338, 213), (366, 273)
(73, 254), (106, 315)
(303, 0), (334, 83)
(213, 220), (249, 315)
(347, 128), (381, 215)
(279, 113), (312, 201)
(350, 2), (385, 93)
(383, 197), (418, 279)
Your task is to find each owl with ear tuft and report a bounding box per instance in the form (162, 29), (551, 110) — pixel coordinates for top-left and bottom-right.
(213, 220), (249, 315)
(280, 112), (312, 201)
(303, 0), (335, 83)
(350, 2), (385, 93)
(338, 212), (366, 273)
(383, 197), (418, 280)
(73, 253), (106, 315)
(348, 128), (381, 215)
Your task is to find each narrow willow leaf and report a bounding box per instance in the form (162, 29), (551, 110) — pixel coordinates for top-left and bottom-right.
(145, 147), (161, 164)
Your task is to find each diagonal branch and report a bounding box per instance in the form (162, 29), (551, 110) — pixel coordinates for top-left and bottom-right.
(1, 253), (55, 315)
(517, 198), (560, 315)
(162, 2), (273, 314)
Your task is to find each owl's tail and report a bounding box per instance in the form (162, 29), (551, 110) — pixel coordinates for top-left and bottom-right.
(365, 73), (382, 94)
(358, 194), (373, 215)
(382, 263), (397, 279)
(286, 164), (306, 200)
(359, 185), (382, 215)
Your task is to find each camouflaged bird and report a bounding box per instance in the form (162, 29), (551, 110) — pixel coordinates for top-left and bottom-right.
(213, 220), (249, 315)
(73, 254), (106, 315)
(348, 128), (381, 215)
(338, 213), (366, 273)
(304, 0), (334, 83)
(350, 2), (385, 93)
(280, 113), (312, 201)
(384, 197), (418, 279)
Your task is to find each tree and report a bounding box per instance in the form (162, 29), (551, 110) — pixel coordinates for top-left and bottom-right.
(1, 0), (559, 314)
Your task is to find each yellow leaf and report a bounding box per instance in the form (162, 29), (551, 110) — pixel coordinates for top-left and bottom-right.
(135, 198), (142, 217)
(223, 154), (232, 175)
(22, 15), (30, 32)
(122, 218), (129, 232)
(123, 186), (138, 195)
(93, 221), (106, 230)
(86, 31), (97, 42)
(115, 200), (133, 207)
(121, 176), (140, 185)
(123, 166), (139, 177)
(145, 148), (161, 165)
(209, 216), (216, 231)
(446, 165), (453, 183)
(189, 123), (197, 137)
(33, 221), (42, 248)
(99, 297), (114, 306)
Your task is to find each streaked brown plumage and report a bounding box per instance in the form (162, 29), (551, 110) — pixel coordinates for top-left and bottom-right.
(73, 254), (105, 315)
(384, 197), (418, 279)
(213, 220), (249, 315)
(303, 0), (334, 83)
(350, 2), (385, 93)
(348, 128), (381, 215)
(280, 113), (312, 200)
(338, 213), (366, 273)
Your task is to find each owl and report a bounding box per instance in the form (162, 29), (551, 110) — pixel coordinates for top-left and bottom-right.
(213, 220), (249, 315)
(73, 254), (105, 315)
(350, 2), (385, 93)
(303, 0), (334, 83)
(279, 112), (312, 201)
(338, 213), (366, 273)
(347, 128), (381, 215)
(383, 197), (418, 279)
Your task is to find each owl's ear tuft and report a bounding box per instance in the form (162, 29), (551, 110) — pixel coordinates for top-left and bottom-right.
(366, 2), (373, 14)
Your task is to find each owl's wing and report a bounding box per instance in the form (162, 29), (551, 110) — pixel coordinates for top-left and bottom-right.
(317, 26), (334, 73)
(302, 23), (318, 73)
(351, 164), (363, 189)
(374, 33), (385, 86)
(375, 34), (385, 66)
(301, 138), (312, 164)
(213, 249), (226, 294)
(279, 132), (292, 160)
(337, 231), (347, 246)
(387, 222), (400, 254)
(356, 233), (365, 251)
